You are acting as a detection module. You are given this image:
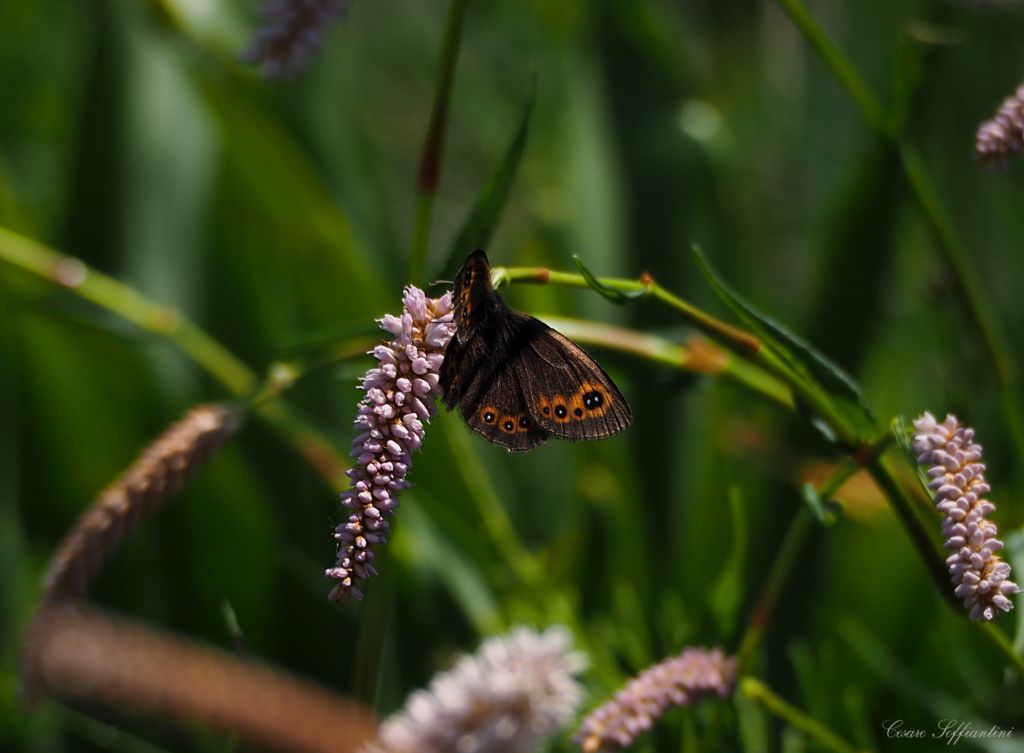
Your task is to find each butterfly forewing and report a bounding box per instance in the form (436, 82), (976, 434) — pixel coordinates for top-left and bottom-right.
(452, 250), (493, 345)
(509, 317), (632, 440)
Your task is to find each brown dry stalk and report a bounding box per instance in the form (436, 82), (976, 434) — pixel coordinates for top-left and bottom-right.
(23, 602), (379, 753)
(44, 404), (240, 599)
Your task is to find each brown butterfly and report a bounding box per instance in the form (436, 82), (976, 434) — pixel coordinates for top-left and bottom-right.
(439, 250), (631, 451)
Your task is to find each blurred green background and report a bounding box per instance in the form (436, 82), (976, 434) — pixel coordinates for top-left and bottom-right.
(2, 0), (1023, 751)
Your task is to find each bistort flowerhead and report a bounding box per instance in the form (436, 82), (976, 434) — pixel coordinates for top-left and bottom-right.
(574, 647), (736, 753)
(976, 81), (1024, 167)
(326, 286), (455, 602)
(913, 412), (1021, 621)
(244, 0), (353, 79)
(369, 626), (586, 753)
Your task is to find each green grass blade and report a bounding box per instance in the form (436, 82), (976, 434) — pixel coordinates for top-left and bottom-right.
(692, 245), (875, 440)
(440, 76), (537, 278)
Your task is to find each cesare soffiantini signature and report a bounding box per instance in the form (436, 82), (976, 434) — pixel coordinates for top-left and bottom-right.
(883, 719), (1016, 745)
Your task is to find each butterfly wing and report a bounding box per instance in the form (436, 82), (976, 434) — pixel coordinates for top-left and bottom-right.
(508, 314), (632, 440)
(461, 369), (550, 451)
(451, 250), (493, 345)
(440, 249), (629, 449)
(440, 322), (549, 451)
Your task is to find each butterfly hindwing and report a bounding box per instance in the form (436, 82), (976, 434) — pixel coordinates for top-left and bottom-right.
(461, 367), (549, 451)
(507, 315), (632, 440)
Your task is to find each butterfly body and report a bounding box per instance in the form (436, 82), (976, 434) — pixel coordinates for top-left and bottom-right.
(440, 250), (631, 451)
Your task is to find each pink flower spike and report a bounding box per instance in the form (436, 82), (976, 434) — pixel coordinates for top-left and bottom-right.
(244, 0), (353, 79)
(326, 286), (455, 602)
(977, 82), (1024, 168)
(574, 647), (737, 753)
(912, 412), (1021, 621)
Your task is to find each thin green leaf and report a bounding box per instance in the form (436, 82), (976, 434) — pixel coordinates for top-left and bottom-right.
(1005, 525), (1024, 654)
(800, 483), (843, 527)
(890, 31), (925, 137)
(692, 245), (876, 438)
(794, 398), (841, 447)
(840, 617), (1021, 753)
(735, 692), (771, 753)
(710, 486), (748, 634)
(891, 415), (931, 495)
(199, 75), (387, 327)
(396, 499), (502, 635)
(789, 643), (833, 736)
(572, 254), (648, 305)
(440, 76), (537, 277)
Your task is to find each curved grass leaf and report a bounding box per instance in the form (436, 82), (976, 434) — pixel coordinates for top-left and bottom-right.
(198, 75), (387, 328)
(891, 414), (931, 495)
(1004, 526), (1024, 654)
(800, 482), (841, 527)
(890, 31), (926, 137)
(396, 497), (502, 635)
(692, 245), (876, 439)
(572, 254), (648, 305)
(439, 75), (537, 277)
(710, 486), (748, 634)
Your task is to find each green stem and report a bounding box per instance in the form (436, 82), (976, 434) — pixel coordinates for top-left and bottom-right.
(537, 315), (793, 408)
(816, 460), (860, 502)
(898, 146), (1009, 383)
(735, 434), (905, 673)
(0, 225), (349, 488)
(0, 226), (255, 395)
(439, 420), (543, 590)
(499, 264), (855, 445)
(980, 622), (1024, 675)
(772, 0), (1024, 468)
(498, 266), (762, 354)
(409, 194), (435, 285)
(900, 146), (1024, 462)
(774, 0), (889, 135)
(735, 507), (814, 673)
(408, 0), (472, 284)
(771, 0), (1024, 665)
(740, 677), (871, 753)
(501, 264), (878, 674)
(865, 456), (957, 609)
(499, 264), (959, 611)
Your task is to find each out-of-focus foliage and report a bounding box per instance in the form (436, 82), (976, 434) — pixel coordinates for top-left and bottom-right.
(1, 0), (1023, 751)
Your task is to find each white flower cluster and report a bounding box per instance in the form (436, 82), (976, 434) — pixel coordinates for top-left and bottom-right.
(371, 626), (586, 753)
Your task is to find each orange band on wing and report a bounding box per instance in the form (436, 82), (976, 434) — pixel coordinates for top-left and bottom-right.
(536, 382), (613, 423)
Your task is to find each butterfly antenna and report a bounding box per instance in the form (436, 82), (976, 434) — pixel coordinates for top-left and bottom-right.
(428, 278), (453, 288)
